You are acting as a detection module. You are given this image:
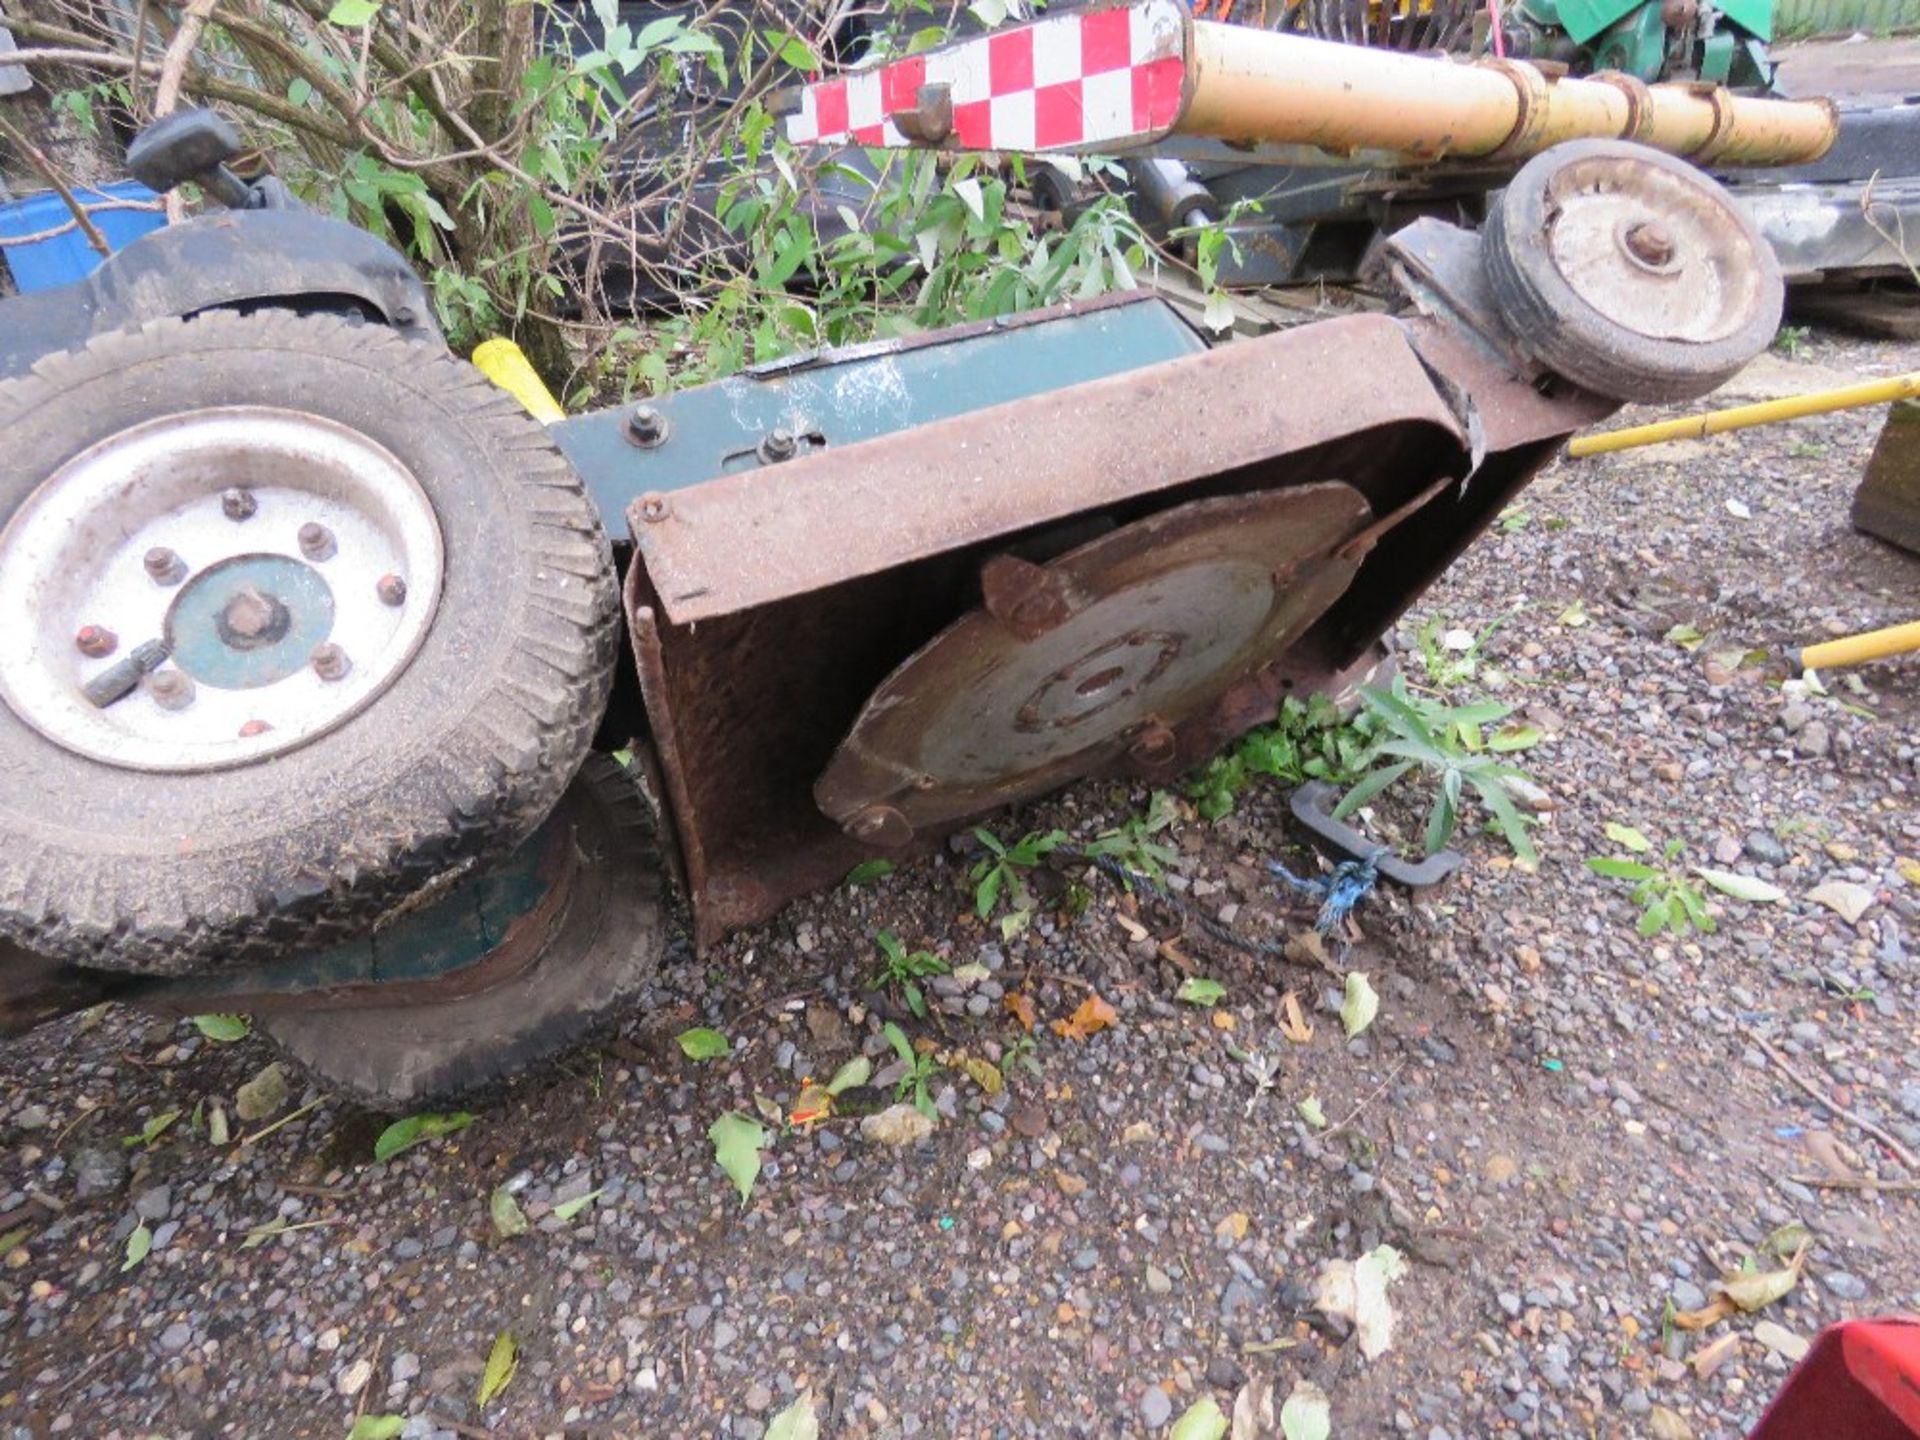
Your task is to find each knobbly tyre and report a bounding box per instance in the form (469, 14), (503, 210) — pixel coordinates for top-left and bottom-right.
(0, 1), (1821, 1105)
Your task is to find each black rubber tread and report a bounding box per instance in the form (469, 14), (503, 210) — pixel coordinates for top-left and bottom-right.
(260, 757), (667, 1107)
(1483, 140), (1784, 405)
(0, 311), (620, 974)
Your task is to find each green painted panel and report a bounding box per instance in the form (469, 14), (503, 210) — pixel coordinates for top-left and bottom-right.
(1549, 0), (1646, 45)
(1719, 0), (1775, 40)
(552, 297), (1208, 537)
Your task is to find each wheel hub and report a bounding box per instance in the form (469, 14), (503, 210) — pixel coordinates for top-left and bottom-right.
(1542, 154), (1766, 344)
(0, 407), (443, 772)
(814, 484), (1372, 837)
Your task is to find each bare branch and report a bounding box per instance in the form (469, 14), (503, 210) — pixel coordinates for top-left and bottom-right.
(0, 108), (113, 255)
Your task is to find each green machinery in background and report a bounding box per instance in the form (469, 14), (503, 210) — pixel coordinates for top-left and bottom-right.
(1499, 0), (1776, 88)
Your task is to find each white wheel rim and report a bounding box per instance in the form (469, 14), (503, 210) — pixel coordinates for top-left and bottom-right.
(0, 407), (444, 773)
(1543, 158), (1764, 346)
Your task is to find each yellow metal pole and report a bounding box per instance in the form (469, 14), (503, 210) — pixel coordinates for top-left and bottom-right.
(1566, 372), (1920, 457)
(471, 337), (566, 424)
(1181, 21), (1836, 166)
(1791, 621), (1920, 671)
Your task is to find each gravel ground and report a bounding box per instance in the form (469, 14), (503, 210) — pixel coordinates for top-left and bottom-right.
(2, 327), (1917, 1440)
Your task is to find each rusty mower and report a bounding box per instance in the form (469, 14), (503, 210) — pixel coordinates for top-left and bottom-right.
(0, 7), (1822, 1101)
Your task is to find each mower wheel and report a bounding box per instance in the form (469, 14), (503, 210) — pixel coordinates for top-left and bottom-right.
(261, 758), (668, 1106)
(0, 310), (619, 973)
(1483, 140), (1783, 404)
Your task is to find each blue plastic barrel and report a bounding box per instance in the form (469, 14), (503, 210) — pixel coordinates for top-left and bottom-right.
(0, 180), (165, 293)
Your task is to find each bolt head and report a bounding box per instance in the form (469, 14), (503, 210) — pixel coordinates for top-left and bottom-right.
(238, 719), (272, 738)
(639, 491), (671, 524)
(221, 488), (258, 521)
(376, 573), (408, 607)
(297, 522), (336, 561)
(222, 587), (279, 641)
(149, 670), (195, 711)
(311, 642), (350, 682)
(144, 546), (186, 585)
(75, 624), (118, 659)
(626, 405), (668, 447)
(759, 427), (798, 463)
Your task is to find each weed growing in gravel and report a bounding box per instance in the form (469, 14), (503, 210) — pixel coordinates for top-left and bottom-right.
(1587, 820), (1714, 937)
(1412, 614), (1507, 690)
(1082, 790), (1181, 883)
(1337, 678), (1539, 864)
(1772, 324), (1812, 358)
(883, 1021), (942, 1119)
(866, 930), (948, 1020)
(1585, 822), (1785, 938)
(970, 827), (1068, 938)
(1188, 693), (1372, 821)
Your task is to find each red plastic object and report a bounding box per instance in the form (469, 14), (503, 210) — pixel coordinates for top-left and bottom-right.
(1750, 1318), (1920, 1439)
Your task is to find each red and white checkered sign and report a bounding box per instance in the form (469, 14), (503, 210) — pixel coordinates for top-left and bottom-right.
(786, 0), (1188, 154)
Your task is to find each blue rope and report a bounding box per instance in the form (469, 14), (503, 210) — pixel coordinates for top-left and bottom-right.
(1267, 851), (1385, 934)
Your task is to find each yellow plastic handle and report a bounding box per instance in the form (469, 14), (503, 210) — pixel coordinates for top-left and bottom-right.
(1795, 620), (1920, 672)
(471, 337), (566, 425)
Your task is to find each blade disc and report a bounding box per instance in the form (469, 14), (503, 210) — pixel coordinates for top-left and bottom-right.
(815, 483), (1371, 835)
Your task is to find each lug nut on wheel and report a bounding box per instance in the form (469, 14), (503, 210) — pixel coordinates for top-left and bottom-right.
(221, 488), (258, 521)
(311, 643), (351, 682)
(298, 522), (336, 561)
(75, 625), (118, 659)
(144, 546), (186, 586)
(376, 573), (407, 607)
(148, 670), (195, 711)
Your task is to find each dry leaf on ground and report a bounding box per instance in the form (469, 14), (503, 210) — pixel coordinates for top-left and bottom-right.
(1051, 994), (1118, 1041)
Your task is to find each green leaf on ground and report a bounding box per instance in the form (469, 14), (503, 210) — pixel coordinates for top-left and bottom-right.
(824, 1056), (871, 1095)
(844, 859), (894, 887)
(1719, 1250), (1804, 1313)
(1279, 1381), (1332, 1440)
(1296, 1096), (1327, 1128)
(1341, 973), (1379, 1038)
(552, 1187), (604, 1223)
(1586, 857), (1660, 881)
(373, 1111), (474, 1163)
(1489, 722), (1543, 753)
(347, 1418), (407, 1440)
(709, 1111), (766, 1207)
(766, 1390), (821, 1440)
(1604, 821), (1653, 853)
(122, 1223), (152, 1271)
(677, 1027), (730, 1061)
(0, 1225), (31, 1257)
(476, 1330), (517, 1407)
(1694, 868), (1786, 904)
(1175, 977), (1226, 1007)
(489, 1185), (529, 1238)
(191, 1014), (250, 1042)
(1169, 1395), (1228, 1440)
(1761, 1221), (1810, 1259)
(234, 1062), (289, 1123)
(123, 1109), (181, 1149)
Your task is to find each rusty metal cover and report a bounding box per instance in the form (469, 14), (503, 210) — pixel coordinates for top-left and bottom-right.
(815, 485), (1370, 838)
(1853, 399), (1920, 555)
(628, 313), (1462, 626)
